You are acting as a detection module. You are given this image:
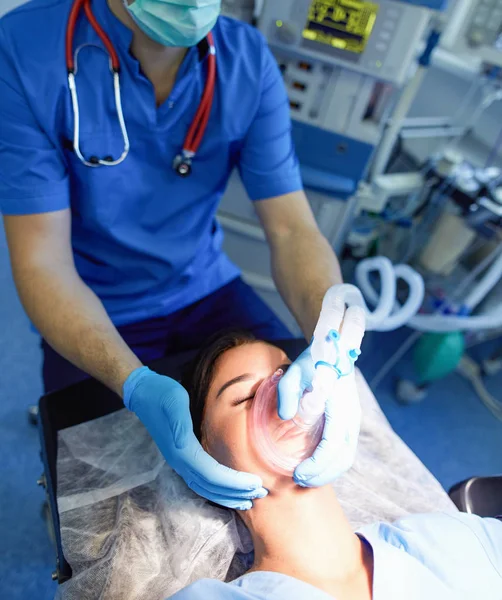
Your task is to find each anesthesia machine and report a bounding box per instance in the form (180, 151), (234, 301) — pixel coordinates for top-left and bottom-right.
(218, 0), (440, 334)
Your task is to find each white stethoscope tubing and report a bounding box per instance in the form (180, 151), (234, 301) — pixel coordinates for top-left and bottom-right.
(68, 43), (130, 167)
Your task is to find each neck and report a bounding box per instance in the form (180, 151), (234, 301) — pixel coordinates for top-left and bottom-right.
(242, 483), (373, 598)
(107, 0), (187, 98)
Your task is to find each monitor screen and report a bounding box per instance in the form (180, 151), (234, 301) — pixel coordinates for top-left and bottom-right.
(303, 0), (379, 54)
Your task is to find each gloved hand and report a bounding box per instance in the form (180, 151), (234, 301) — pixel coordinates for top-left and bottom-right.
(278, 304), (365, 487)
(123, 367), (268, 510)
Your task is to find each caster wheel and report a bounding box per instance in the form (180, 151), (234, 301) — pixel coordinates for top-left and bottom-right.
(41, 500), (56, 546)
(28, 404), (39, 426)
(396, 379), (427, 404)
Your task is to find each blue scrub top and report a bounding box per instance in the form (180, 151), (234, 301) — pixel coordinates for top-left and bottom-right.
(0, 0), (302, 326)
(169, 512), (502, 599)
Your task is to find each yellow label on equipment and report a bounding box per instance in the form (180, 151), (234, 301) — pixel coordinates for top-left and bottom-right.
(303, 0), (379, 54)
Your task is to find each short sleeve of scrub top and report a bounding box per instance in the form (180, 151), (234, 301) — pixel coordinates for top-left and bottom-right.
(0, 23), (69, 215)
(237, 35), (302, 202)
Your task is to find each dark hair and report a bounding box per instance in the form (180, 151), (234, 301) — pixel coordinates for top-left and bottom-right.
(181, 329), (257, 443)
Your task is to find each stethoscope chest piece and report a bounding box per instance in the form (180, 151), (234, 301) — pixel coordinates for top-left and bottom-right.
(173, 153), (193, 178)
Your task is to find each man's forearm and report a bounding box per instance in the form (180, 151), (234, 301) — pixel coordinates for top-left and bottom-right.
(15, 264), (142, 396)
(270, 227), (342, 340)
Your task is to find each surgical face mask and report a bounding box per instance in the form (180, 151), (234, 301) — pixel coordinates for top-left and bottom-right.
(125, 0), (221, 47)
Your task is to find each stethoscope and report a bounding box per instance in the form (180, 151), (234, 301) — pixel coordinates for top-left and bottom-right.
(66, 0), (216, 177)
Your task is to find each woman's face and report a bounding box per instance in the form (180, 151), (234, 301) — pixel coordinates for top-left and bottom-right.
(202, 341), (291, 484)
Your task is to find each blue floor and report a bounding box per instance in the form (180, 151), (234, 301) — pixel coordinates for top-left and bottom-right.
(0, 223), (57, 599)
(358, 329), (502, 491)
(1, 219), (501, 599)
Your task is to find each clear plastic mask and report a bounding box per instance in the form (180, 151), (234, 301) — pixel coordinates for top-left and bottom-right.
(249, 370), (324, 476)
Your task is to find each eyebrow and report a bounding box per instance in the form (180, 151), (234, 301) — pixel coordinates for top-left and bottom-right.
(216, 374), (254, 398)
(216, 363), (291, 399)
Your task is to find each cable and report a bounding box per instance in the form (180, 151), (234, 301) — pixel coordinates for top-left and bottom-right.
(451, 243), (502, 302)
(369, 31), (442, 182)
(370, 330), (422, 390)
(451, 75), (482, 127)
(433, 81), (502, 170)
(457, 355), (502, 422)
(465, 329), (502, 349)
(468, 87), (502, 133)
(400, 223), (417, 265)
(485, 122), (502, 168)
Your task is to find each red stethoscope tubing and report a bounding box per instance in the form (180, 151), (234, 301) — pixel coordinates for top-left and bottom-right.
(184, 33), (215, 154)
(66, 0), (120, 71)
(65, 0), (215, 169)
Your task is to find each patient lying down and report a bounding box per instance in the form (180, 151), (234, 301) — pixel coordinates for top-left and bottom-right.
(170, 330), (502, 600)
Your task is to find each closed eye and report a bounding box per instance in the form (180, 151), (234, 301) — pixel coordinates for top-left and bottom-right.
(230, 364), (290, 407)
(232, 394), (255, 407)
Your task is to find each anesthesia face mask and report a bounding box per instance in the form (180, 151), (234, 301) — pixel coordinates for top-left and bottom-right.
(249, 370), (324, 476)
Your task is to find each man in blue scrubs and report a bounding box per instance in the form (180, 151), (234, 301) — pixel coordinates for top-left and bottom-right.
(0, 0), (345, 508)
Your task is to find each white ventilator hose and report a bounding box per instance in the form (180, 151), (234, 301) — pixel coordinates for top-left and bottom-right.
(354, 258), (425, 331)
(409, 249), (502, 332)
(306, 256), (424, 344)
(296, 257), (424, 424)
(356, 251), (502, 332)
(409, 305), (502, 332)
(464, 249), (502, 311)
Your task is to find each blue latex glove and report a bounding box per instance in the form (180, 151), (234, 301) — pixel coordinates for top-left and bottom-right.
(123, 367), (268, 510)
(277, 306), (364, 488)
